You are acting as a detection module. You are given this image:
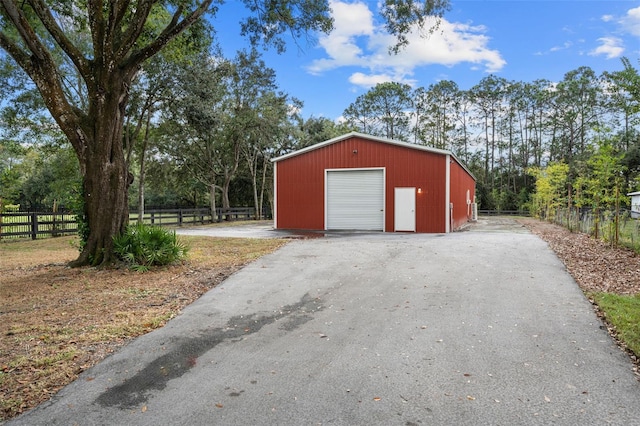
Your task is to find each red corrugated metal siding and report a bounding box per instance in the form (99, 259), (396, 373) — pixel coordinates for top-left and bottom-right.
(274, 161), (324, 230)
(449, 159), (476, 230)
(275, 136), (457, 233)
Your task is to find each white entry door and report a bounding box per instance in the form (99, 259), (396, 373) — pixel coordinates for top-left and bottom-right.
(394, 187), (415, 232)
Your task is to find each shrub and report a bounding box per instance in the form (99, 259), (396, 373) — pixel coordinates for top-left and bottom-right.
(113, 224), (189, 271)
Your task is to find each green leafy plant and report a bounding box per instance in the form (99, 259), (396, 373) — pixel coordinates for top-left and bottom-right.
(113, 224), (189, 271)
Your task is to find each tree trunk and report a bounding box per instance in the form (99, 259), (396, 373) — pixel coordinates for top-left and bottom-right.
(244, 147), (261, 220)
(0, 0), (215, 267)
(69, 74), (133, 267)
(259, 155), (269, 220)
(222, 159), (240, 211)
(251, 168), (259, 220)
(137, 173), (145, 226)
(72, 146), (130, 267)
(222, 176), (231, 210)
(137, 111), (152, 224)
(210, 184), (217, 223)
(615, 183), (620, 247)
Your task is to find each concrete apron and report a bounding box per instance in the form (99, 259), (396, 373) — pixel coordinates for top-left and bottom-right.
(8, 221), (640, 425)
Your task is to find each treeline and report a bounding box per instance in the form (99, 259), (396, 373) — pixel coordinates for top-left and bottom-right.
(342, 60), (640, 211)
(0, 35), (351, 217)
(2, 37), (640, 216)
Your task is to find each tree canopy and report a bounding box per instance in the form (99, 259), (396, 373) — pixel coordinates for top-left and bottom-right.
(0, 0), (451, 266)
(8, 1), (640, 252)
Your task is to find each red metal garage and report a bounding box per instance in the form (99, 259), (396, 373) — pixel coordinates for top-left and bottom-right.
(272, 132), (476, 233)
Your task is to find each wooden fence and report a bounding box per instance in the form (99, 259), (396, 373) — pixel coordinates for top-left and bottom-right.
(0, 207), (256, 240)
(478, 210), (530, 216)
(0, 212), (78, 240)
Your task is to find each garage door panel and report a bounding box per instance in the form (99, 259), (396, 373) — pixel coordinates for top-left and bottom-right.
(326, 169), (384, 230)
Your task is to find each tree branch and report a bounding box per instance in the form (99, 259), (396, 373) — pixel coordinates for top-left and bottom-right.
(125, 0), (214, 69)
(0, 3), (86, 163)
(0, 2), (84, 115)
(0, 30), (32, 71)
(1, 0), (48, 61)
(109, 0), (131, 43)
(112, 0), (154, 63)
(87, 0), (106, 64)
(28, 0), (90, 77)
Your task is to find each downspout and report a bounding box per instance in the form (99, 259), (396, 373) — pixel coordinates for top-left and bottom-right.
(273, 161), (278, 229)
(445, 154), (451, 233)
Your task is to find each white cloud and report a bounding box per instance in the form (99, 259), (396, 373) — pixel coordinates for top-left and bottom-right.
(330, 0), (374, 37)
(589, 37), (624, 59)
(307, 0), (374, 74)
(307, 0), (506, 88)
(376, 20), (506, 72)
(348, 72), (416, 88)
(549, 41), (573, 53)
(620, 6), (640, 36)
(348, 72), (394, 87)
(601, 14), (614, 23)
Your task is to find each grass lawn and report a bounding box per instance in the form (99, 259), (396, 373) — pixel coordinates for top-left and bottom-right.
(589, 293), (640, 357)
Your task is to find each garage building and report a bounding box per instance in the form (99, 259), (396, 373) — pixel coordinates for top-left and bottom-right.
(272, 132), (476, 233)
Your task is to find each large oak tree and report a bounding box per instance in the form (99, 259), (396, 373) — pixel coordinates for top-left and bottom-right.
(0, 0), (450, 266)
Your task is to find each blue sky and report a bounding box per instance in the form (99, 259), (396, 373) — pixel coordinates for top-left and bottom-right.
(212, 1), (640, 121)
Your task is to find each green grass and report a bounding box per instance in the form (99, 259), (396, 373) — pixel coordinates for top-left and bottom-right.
(33, 350), (78, 368)
(585, 216), (640, 254)
(616, 219), (640, 253)
(554, 213), (640, 254)
(590, 292), (640, 356)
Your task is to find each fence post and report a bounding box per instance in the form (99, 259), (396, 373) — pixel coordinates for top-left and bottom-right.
(31, 212), (38, 240)
(179, 209), (183, 226)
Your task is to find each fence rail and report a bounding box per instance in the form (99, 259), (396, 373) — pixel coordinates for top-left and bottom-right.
(0, 212), (78, 240)
(0, 207), (257, 240)
(546, 208), (640, 250)
(129, 207), (256, 226)
(478, 210), (531, 216)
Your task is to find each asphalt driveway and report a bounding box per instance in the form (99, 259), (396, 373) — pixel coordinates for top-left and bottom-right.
(8, 218), (640, 425)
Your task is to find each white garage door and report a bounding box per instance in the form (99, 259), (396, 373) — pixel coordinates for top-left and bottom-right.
(326, 169), (384, 230)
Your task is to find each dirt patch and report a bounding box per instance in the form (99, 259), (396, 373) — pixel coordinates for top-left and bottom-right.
(0, 235), (287, 421)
